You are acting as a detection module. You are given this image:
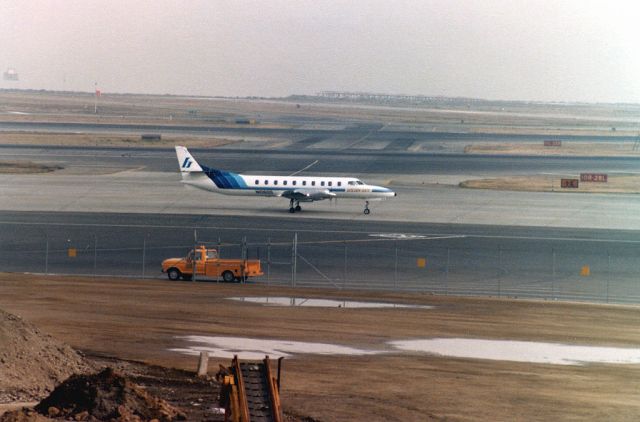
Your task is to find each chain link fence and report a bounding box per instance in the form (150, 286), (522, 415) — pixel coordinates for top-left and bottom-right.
(2, 229), (640, 304)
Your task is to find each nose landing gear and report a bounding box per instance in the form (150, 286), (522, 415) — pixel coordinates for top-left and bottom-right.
(364, 201), (370, 215)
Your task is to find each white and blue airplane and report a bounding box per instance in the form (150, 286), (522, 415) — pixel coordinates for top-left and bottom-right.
(175, 146), (396, 214)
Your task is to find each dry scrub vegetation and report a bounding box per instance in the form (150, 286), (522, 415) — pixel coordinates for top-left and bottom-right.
(460, 175), (640, 194)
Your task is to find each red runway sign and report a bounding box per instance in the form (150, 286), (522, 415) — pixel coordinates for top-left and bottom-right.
(580, 173), (608, 182)
(561, 178), (579, 188)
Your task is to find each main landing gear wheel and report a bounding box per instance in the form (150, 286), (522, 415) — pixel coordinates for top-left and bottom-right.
(364, 201), (370, 215)
(289, 199), (302, 213)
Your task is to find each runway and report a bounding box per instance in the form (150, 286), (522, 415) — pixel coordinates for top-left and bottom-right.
(5, 120), (640, 143)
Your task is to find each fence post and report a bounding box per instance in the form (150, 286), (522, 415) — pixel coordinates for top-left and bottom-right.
(267, 237), (271, 285)
(394, 240), (398, 290)
(551, 248), (556, 299)
(142, 237), (146, 279)
(607, 251), (610, 303)
(343, 240), (347, 290)
(498, 247), (502, 297)
(217, 237), (221, 283)
(93, 234), (98, 280)
(44, 234), (49, 275)
(291, 233), (298, 288)
(445, 248), (450, 295)
(241, 236), (247, 283)
(192, 229), (197, 283)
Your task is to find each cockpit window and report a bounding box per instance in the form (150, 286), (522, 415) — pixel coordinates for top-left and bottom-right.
(349, 180), (365, 186)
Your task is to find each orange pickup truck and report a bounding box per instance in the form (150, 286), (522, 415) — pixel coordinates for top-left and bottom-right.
(161, 245), (263, 282)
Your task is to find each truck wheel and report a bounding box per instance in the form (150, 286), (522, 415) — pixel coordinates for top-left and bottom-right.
(222, 271), (235, 283)
(167, 268), (181, 281)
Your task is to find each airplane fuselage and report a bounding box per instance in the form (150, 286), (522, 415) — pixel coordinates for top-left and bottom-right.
(181, 170), (395, 201)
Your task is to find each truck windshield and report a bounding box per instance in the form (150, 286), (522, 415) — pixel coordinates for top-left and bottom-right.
(207, 250), (218, 259)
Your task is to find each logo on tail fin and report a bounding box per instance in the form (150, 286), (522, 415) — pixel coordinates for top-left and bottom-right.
(182, 157), (192, 169)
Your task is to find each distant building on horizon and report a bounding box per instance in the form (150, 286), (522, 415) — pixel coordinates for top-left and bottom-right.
(3, 68), (19, 81)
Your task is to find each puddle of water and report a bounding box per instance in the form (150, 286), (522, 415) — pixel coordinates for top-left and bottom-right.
(228, 296), (431, 309)
(170, 335), (382, 359)
(389, 338), (640, 366)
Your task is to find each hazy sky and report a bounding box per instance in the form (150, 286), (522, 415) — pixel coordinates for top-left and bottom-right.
(1, 0), (639, 102)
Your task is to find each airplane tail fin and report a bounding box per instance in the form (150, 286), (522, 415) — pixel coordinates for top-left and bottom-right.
(175, 146), (204, 173)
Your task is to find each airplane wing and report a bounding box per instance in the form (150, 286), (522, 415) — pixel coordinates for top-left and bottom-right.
(280, 189), (336, 201)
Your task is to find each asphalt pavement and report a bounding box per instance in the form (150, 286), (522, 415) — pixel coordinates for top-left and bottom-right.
(1, 211), (639, 303)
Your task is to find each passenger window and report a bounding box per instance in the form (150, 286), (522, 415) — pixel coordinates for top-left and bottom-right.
(265, 180), (269, 185)
(338, 181), (342, 187)
(255, 179), (259, 185)
(311, 181), (316, 186)
(274, 180), (278, 185)
(328, 181), (332, 187)
(293, 180), (297, 186)
(283, 180), (288, 186)
(321, 181), (325, 186)
(302, 181), (307, 186)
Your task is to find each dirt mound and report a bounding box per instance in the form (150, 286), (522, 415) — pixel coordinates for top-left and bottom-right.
(0, 409), (52, 421)
(31, 368), (186, 421)
(0, 310), (90, 402)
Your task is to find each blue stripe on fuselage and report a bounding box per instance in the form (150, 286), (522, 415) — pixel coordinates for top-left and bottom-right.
(202, 166), (248, 189)
(201, 166), (352, 193)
